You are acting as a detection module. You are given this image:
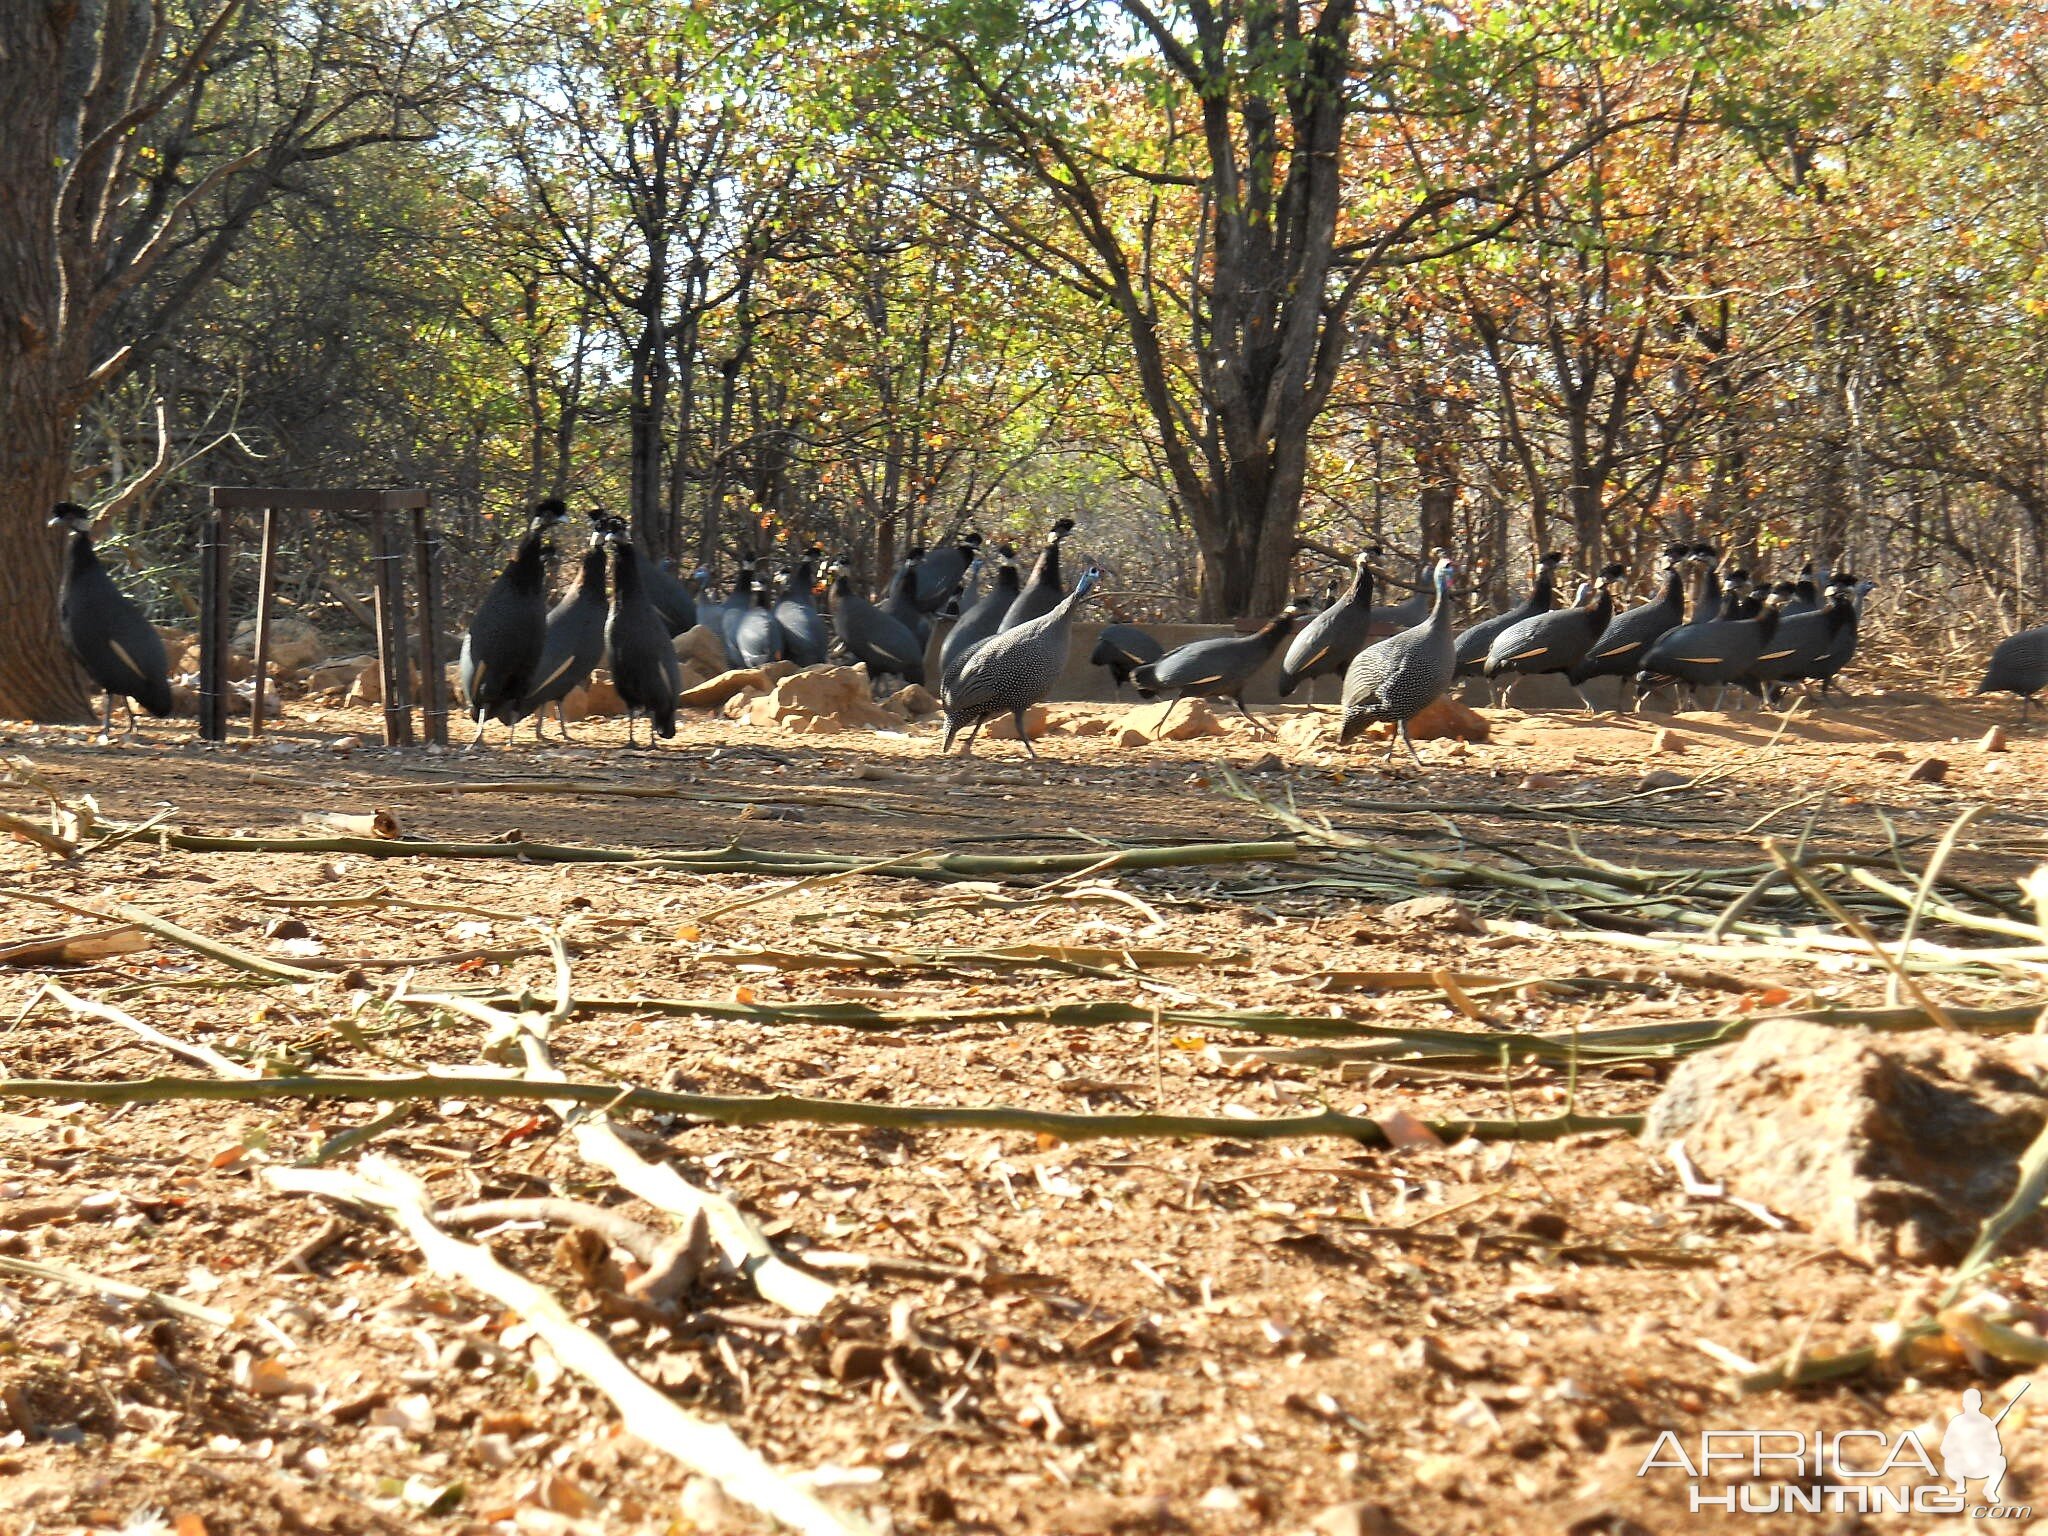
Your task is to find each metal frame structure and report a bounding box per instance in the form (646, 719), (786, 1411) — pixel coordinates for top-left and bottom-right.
(200, 488), (445, 747)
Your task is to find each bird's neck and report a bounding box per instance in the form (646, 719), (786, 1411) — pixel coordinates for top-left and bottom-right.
(66, 531), (101, 578)
(610, 547), (642, 603)
(509, 530), (550, 590)
(575, 547), (607, 594)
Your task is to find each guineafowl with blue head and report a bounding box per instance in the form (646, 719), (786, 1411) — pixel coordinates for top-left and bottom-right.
(46, 502), (173, 739)
(1278, 550), (1376, 702)
(1339, 554), (1458, 767)
(943, 567), (1102, 759)
(520, 510), (613, 742)
(1455, 551), (1563, 679)
(773, 545), (831, 666)
(1002, 517), (1078, 631)
(940, 543), (1019, 680)
(826, 559), (926, 689)
(1132, 602), (1307, 734)
(460, 497), (567, 748)
(603, 521), (681, 746)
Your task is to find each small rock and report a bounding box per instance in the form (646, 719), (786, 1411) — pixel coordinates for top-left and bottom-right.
(886, 684), (941, 718)
(1411, 1452), (1466, 1497)
(1517, 772), (1568, 790)
(1397, 1335), (1462, 1376)
(1243, 752), (1286, 774)
(329, 735), (361, 755)
(720, 687), (763, 721)
(1515, 1210), (1571, 1242)
(1634, 768), (1689, 792)
(1406, 696), (1490, 743)
(265, 917), (312, 942)
(580, 675), (626, 718)
(678, 664), (793, 709)
(1055, 710), (1109, 737)
(1119, 697), (1228, 742)
(1979, 727), (2008, 753)
(1381, 895), (1482, 935)
(1308, 1502), (1415, 1536)
(673, 624), (731, 674)
(1906, 756), (1949, 783)
(1872, 747), (1907, 763)
(1652, 728), (1684, 753)
(828, 1340), (888, 1382)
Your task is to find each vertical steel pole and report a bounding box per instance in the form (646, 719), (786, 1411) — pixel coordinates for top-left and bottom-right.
(248, 506), (279, 738)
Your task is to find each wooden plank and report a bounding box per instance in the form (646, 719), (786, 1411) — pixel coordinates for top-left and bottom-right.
(413, 507), (447, 746)
(210, 487), (430, 512)
(248, 507), (279, 738)
(195, 509), (230, 742)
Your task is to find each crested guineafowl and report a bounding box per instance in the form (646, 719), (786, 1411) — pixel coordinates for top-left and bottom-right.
(1339, 556), (1459, 767)
(1455, 551), (1563, 681)
(460, 497), (568, 748)
(826, 560), (926, 688)
(520, 511), (613, 742)
(1742, 579), (1854, 705)
(1634, 573), (1784, 711)
(47, 502), (173, 739)
(1483, 564), (1627, 711)
(1002, 518), (1078, 631)
(604, 522), (682, 746)
(913, 532), (983, 614)
(641, 553), (698, 637)
(940, 543), (1019, 680)
(1569, 543), (1694, 697)
(773, 546), (831, 666)
(880, 549), (932, 648)
(1809, 577), (1875, 698)
(1091, 623), (1163, 700)
(1133, 603), (1307, 735)
(1980, 617), (2048, 721)
(1278, 551), (1376, 702)
(943, 568), (1101, 758)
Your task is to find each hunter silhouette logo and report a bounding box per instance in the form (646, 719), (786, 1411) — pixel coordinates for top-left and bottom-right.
(1638, 1385), (2031, 1518)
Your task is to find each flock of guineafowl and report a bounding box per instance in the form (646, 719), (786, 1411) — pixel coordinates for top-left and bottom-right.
(43, 499), (2048, 767)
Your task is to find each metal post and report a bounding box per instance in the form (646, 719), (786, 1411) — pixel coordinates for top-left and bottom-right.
(248, 506), (279, 738)
(382, 512), (416, 748)
(368, 509), (405, 747)
(196, 508), (229, 742)
(413, 508), (447, 746)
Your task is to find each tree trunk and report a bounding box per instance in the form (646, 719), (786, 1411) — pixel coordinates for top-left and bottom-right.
(0, 6), (92, 722)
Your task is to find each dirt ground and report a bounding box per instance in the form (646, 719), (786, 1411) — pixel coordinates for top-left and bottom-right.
(2, 676), (2047, 1536)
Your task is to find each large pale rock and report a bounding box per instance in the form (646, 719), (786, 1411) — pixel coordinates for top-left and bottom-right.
(1404, 695), (1490, 743)
(302, 655), (374, 696)
(1276, 713), (1330, 754)
(721, 687), (765, 721)
(886, 684), (941, 719)
(580, 675), (626, 718)
(742, 664), (901, 733)
(1643, 1020), (2048, 1263)
(1117, 697), (1228, 744)
(234, 614), (326, 672)
(675, 624), (731, 674)
(987, 704), (1051, 741)
(678, 663), (795, 709)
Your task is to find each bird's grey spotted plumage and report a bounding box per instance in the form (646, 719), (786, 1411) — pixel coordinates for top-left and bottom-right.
(520, 512), (612, 741)
(1634, 572), (1784, 709)
(880, 548), (933, 647)
(460, 497), (567, 747)
(48, 501), (174, 738)
(1980, 621), (2048, 720)
(1339, 556), (1458, 767)
(1367, 550), (1434, 633)
(913, 532), (982, 614)
(943, 568), (1101, 759)
(940, 543), (1019, 681)
(773, 546), (831, 666)
(1454, 551), (1561, 678)
(1278, 553), (1375, 700)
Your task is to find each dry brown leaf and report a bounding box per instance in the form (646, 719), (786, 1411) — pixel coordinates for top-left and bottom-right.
(1375, 1109), (1445, 1149)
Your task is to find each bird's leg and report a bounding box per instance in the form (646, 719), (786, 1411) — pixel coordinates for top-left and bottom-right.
(1400, 722), (1426, 771)
(1015, 712), (1040, 762)
(1499, 678), (1518, 711)
(962, 720), (982, 757)
(124, 698), (140, 739)
(466, 714), (488, 751)
(624, 712), (640, 750)
(1573, 685), (1598, 715)
(1228, 694), (1270, 737)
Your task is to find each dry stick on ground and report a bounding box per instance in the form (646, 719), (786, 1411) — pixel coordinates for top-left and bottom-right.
(1885, 803), (1993, 1006)
(39, 982), (258, 1079)
(1762, 840), (1960, 1030)
(437, 1197), (664, 1264)
(268, 1157), (869, 1536)
(0, 1071), (1638, 1145)
(0, 1253), (238, 1332)
(0, 888), (327, 983)
(0, 809), (77, 857)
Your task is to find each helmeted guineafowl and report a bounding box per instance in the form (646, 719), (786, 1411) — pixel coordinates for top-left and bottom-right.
(520, 511), (612, 742)
(913, 532), (983, 614)
(1569, 543), (1693, 695)
(1278, 551), (1376, 701)
(826, 560), (927, 688)
(1454, 551), (1563, 679)
(1133, 602), (1307, 734)
(940, 543), (1019, 680)
(1339, 556), (1458, 767)
(1483, 564), (1627, 711)
(460, 497), (568, 748)
(773, 545), (831, 666)
(1091, 623), (1163, 700)
(1980, 617), (2048, 721)
(1001, 517), (1077, 631)
(943, 568), (1102, 759)
(1634, 574), (1784, 711)
(604, 523), (682, 746)
(880, 548), (932, 648)
(47, 502), (173, 739)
